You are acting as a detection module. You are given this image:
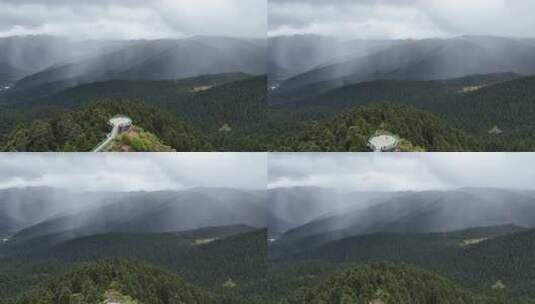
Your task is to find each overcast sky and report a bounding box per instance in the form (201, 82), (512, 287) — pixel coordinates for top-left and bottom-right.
(0, 153), (266, 192)
(0, 0), (267, 39)
(269, 0), (535, 39)
(269, 153), (535, 192)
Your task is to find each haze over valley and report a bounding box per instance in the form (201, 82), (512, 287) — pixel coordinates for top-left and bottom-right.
(0, 153), (269, 304)
(268, 153), (535, 303)
(0, 0), (269, 152)
(267, 0), (535, 152)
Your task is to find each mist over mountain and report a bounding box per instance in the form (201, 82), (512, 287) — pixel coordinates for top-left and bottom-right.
(269, 187), (535, 302)
(0, 187), (266, 246)
(268, 35), (397, 84)
(0, 36), (131, 83)
(268, 187), (394, 236)
(270, 35), (535, 104)
(272, 187), (535, 254)
(0, 35), (266, 100)
(0, 153), (269, 303)
(0, 187), (124, 232)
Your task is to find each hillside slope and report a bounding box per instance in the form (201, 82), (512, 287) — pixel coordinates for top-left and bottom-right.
(287, 263), (499, 304)
(274, 225), (535, 300)
(14, 259), (214, 304)
(9, 189), (266, 244)
(0, 100), (210, 152)
(8, 37), (265, 99)
(280, 103), (477, 151)
(273, 36), (535, 103)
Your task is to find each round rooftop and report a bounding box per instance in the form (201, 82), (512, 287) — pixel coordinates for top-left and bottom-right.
(109, 115), (132, 127)
(368, 134), (398, 151)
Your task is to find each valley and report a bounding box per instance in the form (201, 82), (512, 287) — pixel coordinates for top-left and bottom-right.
(0, 186), (269, 304)
(0, 154), (269, 304)
(0, 35), (268, 152)
(267, 154), (535, 303)
(4, 35), (535, 151)
(267, 35), (535, 151)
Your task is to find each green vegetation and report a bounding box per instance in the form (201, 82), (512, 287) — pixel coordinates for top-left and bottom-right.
(14, 259), (213, 304)
(286, 263), (499, 304)
(275, 103), (477, 152)
(0, 229), (268, 304)
(110, 127), (175, 152)
(0, 74), (269, 152)
(270, 73), (535, 151)
(0, 101), (209, 152)
(4, 72), (535, 152)
(271, 226), (535, 303)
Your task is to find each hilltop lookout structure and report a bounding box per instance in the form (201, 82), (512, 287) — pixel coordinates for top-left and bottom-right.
(368, 132), (399, 152)
(109, 115), (132, 134)
(92, 115), (133, 152)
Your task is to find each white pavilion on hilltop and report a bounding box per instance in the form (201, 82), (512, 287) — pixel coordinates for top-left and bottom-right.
(368, 133), (399, 152)
(108, 115), (132, 133)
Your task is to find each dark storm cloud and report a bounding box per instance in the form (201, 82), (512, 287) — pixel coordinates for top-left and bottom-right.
(269, 0), (535, 39)
(269, 153), (535, 191)
(0, 0), (267, 39)
(0, 153), (266, 191)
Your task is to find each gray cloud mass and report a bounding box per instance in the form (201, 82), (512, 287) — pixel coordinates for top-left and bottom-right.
(269, 153), (535, 192)
(269, 0), (535, 39)
(0, 0), (267, 39)
(0, 153), (267, 191)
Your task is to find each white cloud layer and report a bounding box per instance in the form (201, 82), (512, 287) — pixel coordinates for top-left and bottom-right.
(0, 153), (267, 191)
(269, 153), (535, 192)
(269, 0), (535, 39)
(0, 0), (267, 39)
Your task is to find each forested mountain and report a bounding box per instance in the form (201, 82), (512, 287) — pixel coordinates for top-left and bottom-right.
(271, 36), (535, 104)
(0, 228), (268, 304)
(0, 100), (210, 152)
(273, 188), (535, 253)
(0, 187), (121, 229)
(268, 35), (397, 85)
(286, 263), (501, 304)
(0, 184), (269, 303)
(272, 226), (535, 301)
(269, 187), (394, 236)
(276, 103), (477, 152)
(298, 72), (521, 109)
(0, 35), (129, 83)
(270, 72), (535, 152)
(4, 36), (265, 100)
(0, 74), (269, 152)
(22, 73), (251, 108)
(0, 36), (268, 153)
(268, 186), (535, 303)
(265, 35), (535, 151)
(6, 188), (265, 244)
(289, 73), (535, 141)
(0, 215), (21, 238)
(13, 259), (214, 304)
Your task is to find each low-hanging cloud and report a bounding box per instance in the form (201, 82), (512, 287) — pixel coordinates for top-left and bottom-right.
(269, 0), (535, 39)
(269, 153), (535, 192)
(0, 0), (267, 39)
(0, 153), (267, 192)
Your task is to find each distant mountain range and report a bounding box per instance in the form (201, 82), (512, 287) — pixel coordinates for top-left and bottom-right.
(270, 35), (535, 104)
(0, 35), (132, 83)
(0, 185), (268, 303)
(0, 35), (266, 100)
(271, 187), (535, 253)
(270, 187), (535, 302)
(0, 187), (266, 245)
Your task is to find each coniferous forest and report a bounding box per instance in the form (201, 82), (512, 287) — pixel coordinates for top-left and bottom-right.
(3, 71), (535, 152)
(2, 1), (535, 304)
